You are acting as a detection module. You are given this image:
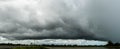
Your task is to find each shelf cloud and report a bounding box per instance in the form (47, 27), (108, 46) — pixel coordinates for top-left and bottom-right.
(0, 0), (120, 43)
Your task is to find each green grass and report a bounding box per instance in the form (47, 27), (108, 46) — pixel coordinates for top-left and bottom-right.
(12, 46), (49, 49)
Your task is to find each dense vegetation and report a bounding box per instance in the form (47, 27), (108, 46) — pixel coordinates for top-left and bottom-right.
(106, 41), (120, 46)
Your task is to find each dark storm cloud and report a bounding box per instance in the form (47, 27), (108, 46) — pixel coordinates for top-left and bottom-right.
(88, 0), (120, 42)
(0, 0), (120, 42)
(0, 0), (99, 40)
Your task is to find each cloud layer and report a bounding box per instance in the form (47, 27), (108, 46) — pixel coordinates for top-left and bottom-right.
(0, 0), (99, 40)
(89, 0), (120, 42)
(0, 39), (107, 45)
(0, 0), (120, 43)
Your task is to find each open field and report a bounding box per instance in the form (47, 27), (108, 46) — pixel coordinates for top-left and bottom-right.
(48, 47), (120, 49)
(0, 46), (119, 49)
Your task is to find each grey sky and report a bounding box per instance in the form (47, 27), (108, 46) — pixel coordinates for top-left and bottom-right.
(0, 0), (120, 43)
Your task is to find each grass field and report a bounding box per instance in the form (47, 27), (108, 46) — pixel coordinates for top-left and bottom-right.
(11, 46), (120, 49)
(0, 46), (119, 49)
(12, 46), (48, 49)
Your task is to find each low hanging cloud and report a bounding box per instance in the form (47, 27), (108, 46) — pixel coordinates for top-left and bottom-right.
(0, 0), (120, 43)
(0, 0), (97, 40)
(0, 36), (107, 45)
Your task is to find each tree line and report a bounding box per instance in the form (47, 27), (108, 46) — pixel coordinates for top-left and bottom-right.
(106, 41), (120, 46)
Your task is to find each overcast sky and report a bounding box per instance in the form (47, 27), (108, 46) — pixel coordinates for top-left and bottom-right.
(0, 0), (120, 45)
